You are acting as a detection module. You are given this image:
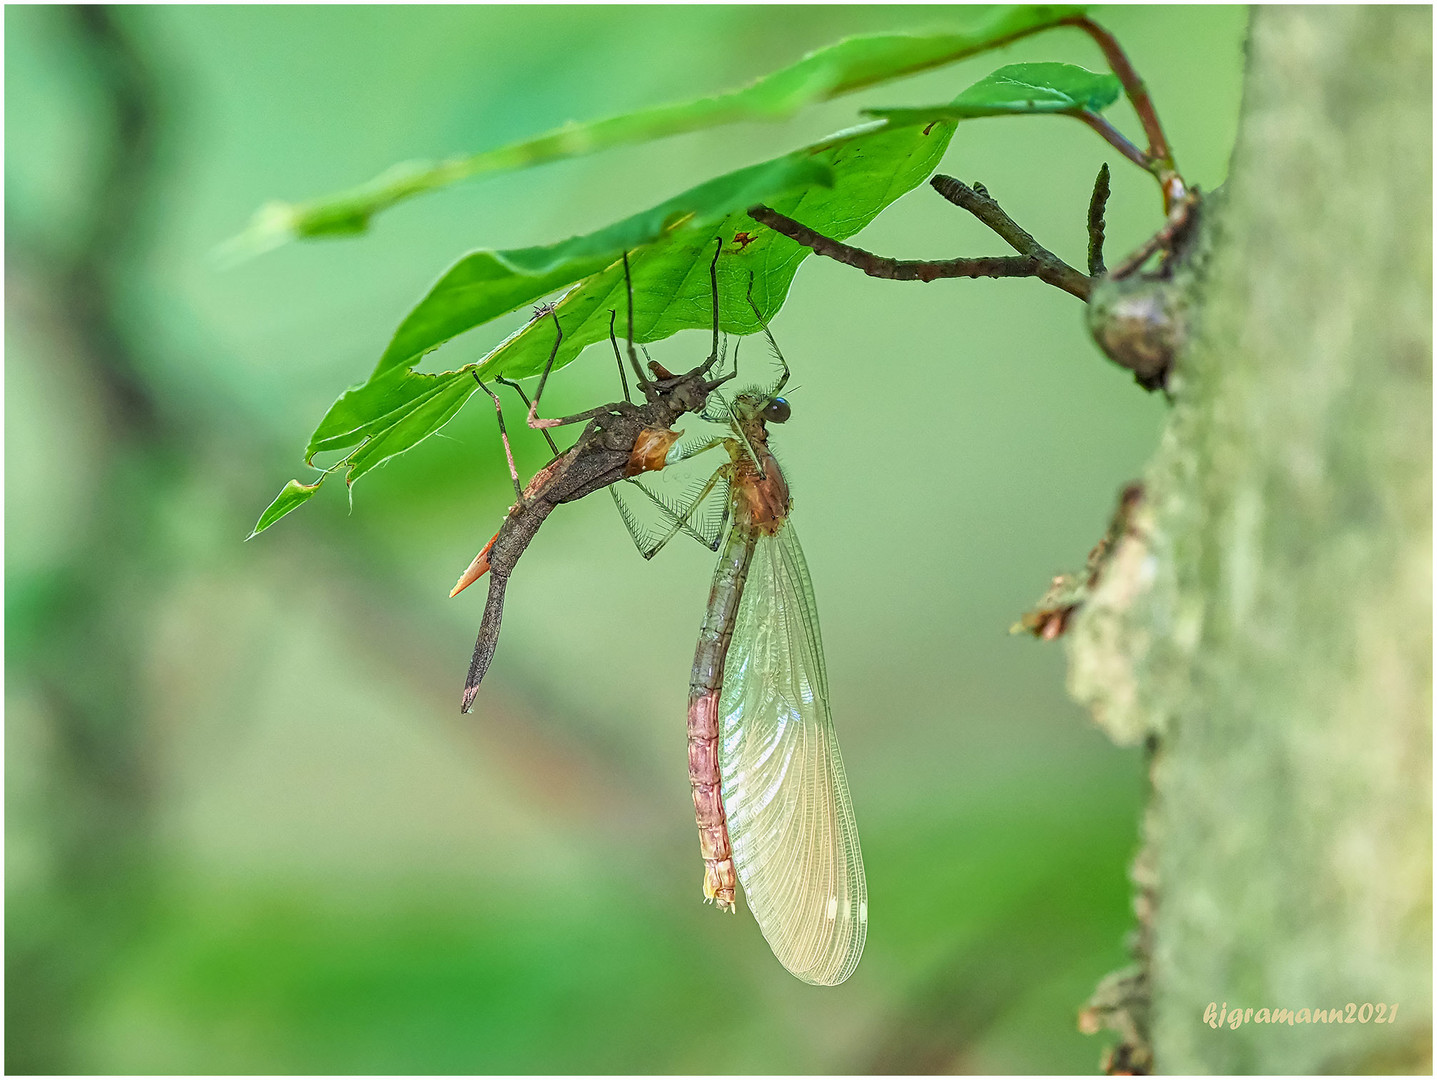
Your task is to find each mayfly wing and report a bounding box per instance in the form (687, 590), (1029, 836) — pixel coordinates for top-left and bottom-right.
(719, 518), (867, 986)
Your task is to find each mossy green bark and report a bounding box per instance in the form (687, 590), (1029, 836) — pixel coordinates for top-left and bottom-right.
(1071, 6), (1432, 1072)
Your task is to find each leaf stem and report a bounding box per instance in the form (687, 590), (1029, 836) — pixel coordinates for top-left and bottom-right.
(1074, 110), (1154, 176)
(1062, 15), (1185, 209)
(1065, 17), (1171, 162)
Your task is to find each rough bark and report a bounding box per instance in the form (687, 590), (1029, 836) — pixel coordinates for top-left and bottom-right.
(1070, 7), (1432, 1073)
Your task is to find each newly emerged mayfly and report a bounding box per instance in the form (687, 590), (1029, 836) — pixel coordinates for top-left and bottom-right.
(626, 289), (867, 985)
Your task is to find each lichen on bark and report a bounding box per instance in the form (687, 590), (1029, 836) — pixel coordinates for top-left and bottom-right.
(1067, 6), (1432, 1073)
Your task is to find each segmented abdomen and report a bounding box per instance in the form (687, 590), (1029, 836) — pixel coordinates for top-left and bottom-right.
(687, 520), (755, 910)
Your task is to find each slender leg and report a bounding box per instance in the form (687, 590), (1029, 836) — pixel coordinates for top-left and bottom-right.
(516, 303), (639, 433)
(611, 431), (730, 554)
(744, 272), (789, 398)
(607, 310), (633, 404)
(668, 433), (730, 463)
(525, 309), (565, 429)
(500, 370), (629, 433)
(698, 238), (723, 375)
(496, 377), (560, 455)
(528, 398), (639, 431)
(636, 461), (731, 559)
(699, 334), (739, 425)
(473, 373), (522, 501)
(621, 251), (651, 392)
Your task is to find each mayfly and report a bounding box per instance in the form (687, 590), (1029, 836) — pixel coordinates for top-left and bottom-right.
(451, 242), (733, 711)
(634, 294), (867, 985)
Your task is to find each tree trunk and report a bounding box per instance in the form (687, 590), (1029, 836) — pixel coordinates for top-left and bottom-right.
(1071, 7), (1431, 1073)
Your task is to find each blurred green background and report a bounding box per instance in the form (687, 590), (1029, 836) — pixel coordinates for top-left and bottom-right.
(5, 5), (1247, 1073)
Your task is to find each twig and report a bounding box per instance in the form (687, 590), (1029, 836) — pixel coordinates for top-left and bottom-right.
(1088, 163), (1111, 277)
(927, 176), (1092, 299)
(746, 204), (1057, 286)
(1108, 189), (1200, 280)
(1066, 16), (1173, 166)
(748, 177), (1092, 302)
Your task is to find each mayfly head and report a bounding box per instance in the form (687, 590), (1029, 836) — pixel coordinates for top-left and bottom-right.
(732, 391), (789, 426)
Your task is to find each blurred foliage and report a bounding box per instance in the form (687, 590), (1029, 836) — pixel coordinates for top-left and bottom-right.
(235, 5), (1082, 244)
(5, 4), (1246, 1074)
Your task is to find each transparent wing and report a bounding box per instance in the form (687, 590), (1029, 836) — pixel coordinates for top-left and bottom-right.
(718, 520), (867, 985)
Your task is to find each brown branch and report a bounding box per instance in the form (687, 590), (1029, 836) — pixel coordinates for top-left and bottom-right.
(1108, 189), (1201, 280)
(1088, 163), (1111, 277)
(927, 176), (1093, 299)
(746, 204), (1052, 284)
(749, 178), (1093, 301)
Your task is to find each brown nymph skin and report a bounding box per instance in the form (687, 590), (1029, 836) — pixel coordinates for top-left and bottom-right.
(624, 426), (684, 477)
(456, 360), (729, 712)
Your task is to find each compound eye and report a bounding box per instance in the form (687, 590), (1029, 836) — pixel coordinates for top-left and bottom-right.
(763, 397), (791, 424)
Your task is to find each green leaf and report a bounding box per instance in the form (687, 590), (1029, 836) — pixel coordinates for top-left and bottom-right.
(375, 153), (834, 378)
(340, 371), (478, 485)
(864, 61), (1122, 123)
(307, 365), (478, 457)
(259, 2), (1055, 530)
(259, 112), (952, 531)
(233, 6), (1082, 248)
(248, 478), (325, 538)
(475, 118), (956, 381)
(303, 367), (479, 485)
(257, 140), (839, 528)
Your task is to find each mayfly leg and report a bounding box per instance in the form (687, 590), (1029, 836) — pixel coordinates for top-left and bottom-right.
(619, 251), (652, 393)
(744, 272), (789, 399)
(495, 377), (560, 455)
(636, 454), (731, 560)
(719, 274), (790, 479)
(700, 336), (741, 425)
(607, 310), (633, 405)
(529, 258), (650, 430)
(698, 237), (723, 376)
(472, 373), (523, 501)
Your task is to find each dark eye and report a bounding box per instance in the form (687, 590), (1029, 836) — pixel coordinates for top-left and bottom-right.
(763, 397), (791, 423)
